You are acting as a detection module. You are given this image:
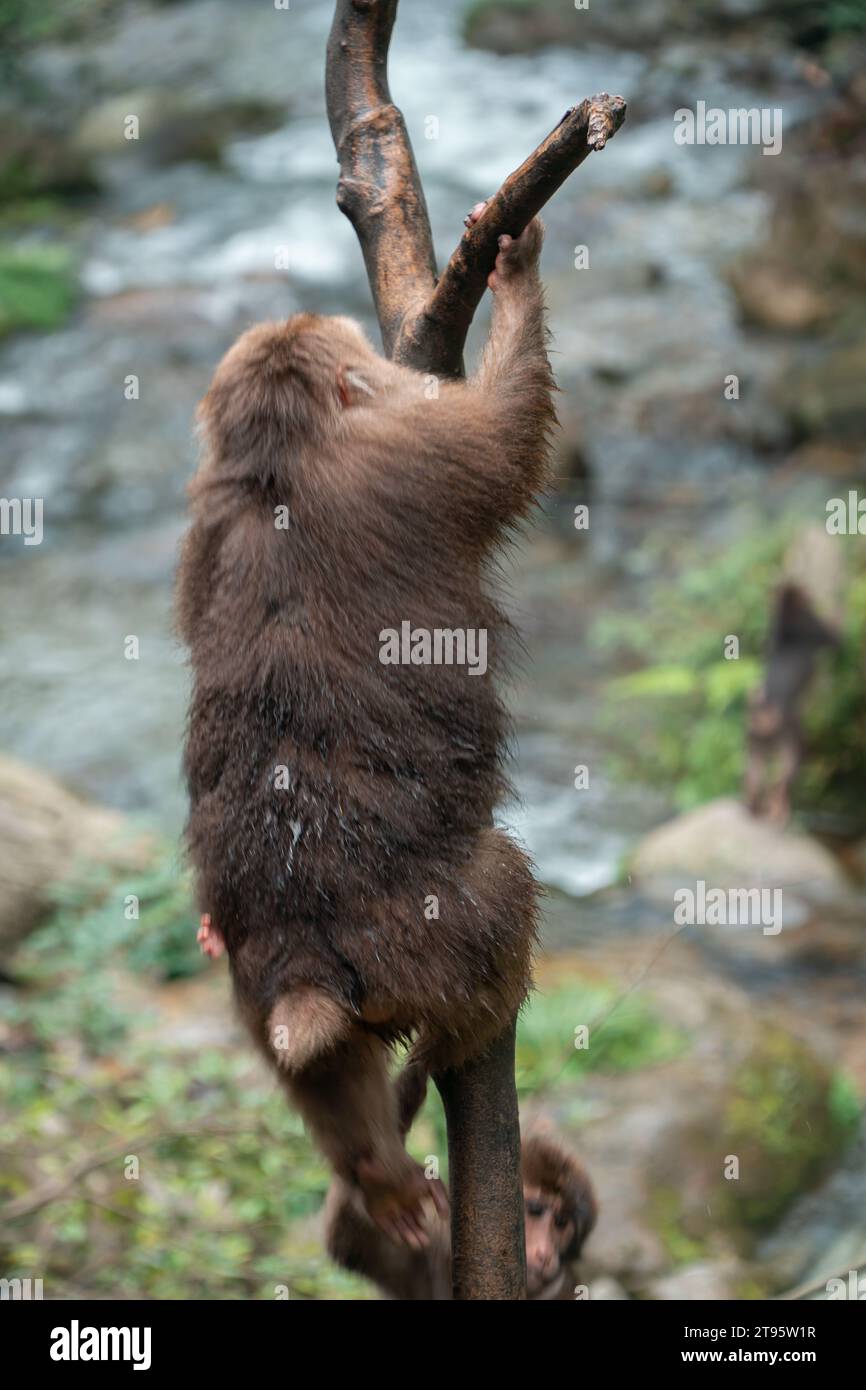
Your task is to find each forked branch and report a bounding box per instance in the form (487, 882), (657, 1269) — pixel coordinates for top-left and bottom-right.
(327, 0), (626, 375)
(325, 0), (626, 1300)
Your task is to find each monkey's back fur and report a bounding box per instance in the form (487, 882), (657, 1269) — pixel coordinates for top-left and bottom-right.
(177, 311), (554, 1068)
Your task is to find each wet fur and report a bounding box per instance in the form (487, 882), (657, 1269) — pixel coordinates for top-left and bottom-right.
(177, 227), (555, 1204)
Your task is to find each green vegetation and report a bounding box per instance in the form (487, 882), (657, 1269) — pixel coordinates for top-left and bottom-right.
(826, 0), (866, 34)
(516, 978), (687, 1093)
(0, 245), (77, 337)
(0, 853), (373, 1298)
(0, 851), (690, 1299)
(591, 520), (866, 824)
(1, 848), (859, 1295)
(715, 1030), (858, 1231)
(0, 0), (116, 52)
(0, 199), (73, 233)
(649, 1188), (709, 1266)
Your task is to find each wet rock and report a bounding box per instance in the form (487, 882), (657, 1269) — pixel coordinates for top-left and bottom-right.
(779, 341), (866, 442)
(781, 442), (866, 478)
(756, 1123), (866, 1292)
(0, 115), (99, 200)
(631, 797), (850, 897)
(538, 957), (855, 1294)
(628, 359), (791, 452)
(638, 168), (675, 200)
(0, 753), (154, 959)
(728, 261), (834, 332)
(73, 93), (282, 165)
(465, 0), (708, 54)
(695, 1027), (857, 1235)
(588, 1276), (630, 1300)
(464, 0), (796, 56)
(782, 524), (846, 626)
(647, 1258), (743, 1300)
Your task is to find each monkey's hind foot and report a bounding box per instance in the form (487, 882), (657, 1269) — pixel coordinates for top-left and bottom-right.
(356, 1151), (448, 1252)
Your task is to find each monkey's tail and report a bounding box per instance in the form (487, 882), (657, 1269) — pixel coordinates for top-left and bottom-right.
(266, 987), (352, 1073)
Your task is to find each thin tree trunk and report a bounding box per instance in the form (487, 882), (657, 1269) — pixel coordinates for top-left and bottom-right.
(325, 0), (626, 1299)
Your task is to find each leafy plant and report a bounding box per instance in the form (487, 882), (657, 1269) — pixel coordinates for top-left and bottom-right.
(591, 519), (866, 824)
(0, 854), (689, 1299)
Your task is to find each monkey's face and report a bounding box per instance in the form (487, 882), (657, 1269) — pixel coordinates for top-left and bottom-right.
(520, 1135), (597, 1296)
(523, 1185), (575, 1297)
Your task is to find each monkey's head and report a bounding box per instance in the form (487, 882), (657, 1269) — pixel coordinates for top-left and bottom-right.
(521, 1134), (597, 1298)
(197, 313), (384, 472)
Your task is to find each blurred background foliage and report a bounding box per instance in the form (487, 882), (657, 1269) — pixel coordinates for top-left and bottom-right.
(594, 522), (866, 820)
(1, 0), (865, 1301)
(1, 857), (700, 1298)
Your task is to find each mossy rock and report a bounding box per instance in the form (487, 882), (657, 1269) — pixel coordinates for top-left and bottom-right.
(711, 1029), (859, 1232)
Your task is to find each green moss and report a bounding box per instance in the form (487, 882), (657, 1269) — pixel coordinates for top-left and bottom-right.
(826, 0), (866, 34)
(0, 198), (73, 232)
(715, 1030), (859, 1231)
(0, 0), (117, 51)
(735, 1274), (770, 1300)
(0, 245), (77, 337)
(649, 1188), (709, 1266)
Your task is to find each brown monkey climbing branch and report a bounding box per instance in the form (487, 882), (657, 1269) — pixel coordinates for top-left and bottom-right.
(325, 0), (626, 1299)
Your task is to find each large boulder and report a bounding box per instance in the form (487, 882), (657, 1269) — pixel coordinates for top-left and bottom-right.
(631, 797), (849, 897)
(527, 953), (858, 1297)
(0, 753), (153, 958)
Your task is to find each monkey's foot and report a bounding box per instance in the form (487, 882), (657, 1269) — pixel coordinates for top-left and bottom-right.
(488, 221), (543, 289)
(356, 1152), (448, 1250)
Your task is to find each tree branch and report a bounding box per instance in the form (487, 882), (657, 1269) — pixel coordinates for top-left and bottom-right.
(327, 1), (625, 376)
(398, 94), (627, 375)
(325, 0), (626, 1300)
(435, 1021), (527, 1300)
(326, 0), (438, 358)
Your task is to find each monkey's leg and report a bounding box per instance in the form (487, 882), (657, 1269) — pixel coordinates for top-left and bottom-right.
(744, 742), (768, 816)
(267, 993), (446, 1248)
(766, 733), (800, 825)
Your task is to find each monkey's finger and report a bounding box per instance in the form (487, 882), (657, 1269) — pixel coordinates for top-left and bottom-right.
(427, 1178), (449, 1218)
(398, 1213), (429, 1250)
(381, 1207), (425, 1250)
(380, 1215), (404, 1246)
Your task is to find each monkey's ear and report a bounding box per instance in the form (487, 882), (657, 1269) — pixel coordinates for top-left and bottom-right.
(337, 364), (376, 408)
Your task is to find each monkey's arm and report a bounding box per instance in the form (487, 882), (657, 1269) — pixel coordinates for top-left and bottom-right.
(175, 506), (231, 644)
(361, 221), (555, 537)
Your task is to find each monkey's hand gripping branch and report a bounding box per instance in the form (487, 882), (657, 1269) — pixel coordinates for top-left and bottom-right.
(327, 0), (625, 377)
(399, 94), (626, 375)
